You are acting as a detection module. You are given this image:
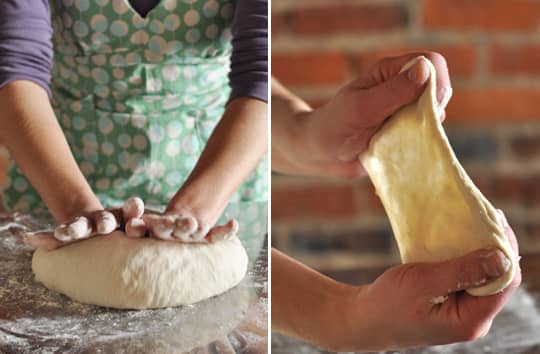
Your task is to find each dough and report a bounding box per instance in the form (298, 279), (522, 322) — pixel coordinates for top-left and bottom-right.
(359, 56), (516, 296)
(32, 231), (248, 309)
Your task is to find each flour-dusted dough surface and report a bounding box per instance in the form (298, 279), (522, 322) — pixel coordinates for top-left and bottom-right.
(32, 231), (248, 309)
(360, 56), (516, 296)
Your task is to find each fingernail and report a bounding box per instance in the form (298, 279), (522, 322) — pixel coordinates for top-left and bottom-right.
(482, 249), (510, 277)
(407, 60), (430, 84)
(437, 86), (451, 106)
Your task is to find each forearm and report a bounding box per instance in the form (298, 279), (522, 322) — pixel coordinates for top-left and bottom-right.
(270, 77), (315, 175)
(271, 249), (360, 351)
(0, 80), (101, 222)
(168, 97), (267, 220)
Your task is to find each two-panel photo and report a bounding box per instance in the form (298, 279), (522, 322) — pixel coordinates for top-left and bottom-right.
(0, 0), (538, 353)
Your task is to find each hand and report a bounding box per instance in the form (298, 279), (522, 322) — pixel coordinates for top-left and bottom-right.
(128, 200), (239, 243)
(22, 208), (123, 250)
(285, 52), (452, 178)
(322, 212), (521, 352)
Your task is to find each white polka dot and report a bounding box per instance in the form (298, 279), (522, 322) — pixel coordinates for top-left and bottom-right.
(106, 163), (119, 176)
(63, 13), (73, 28)
(182, 135), (198, 154)
(185, 28), (201, 43)
(148, 36), (167, 55)
(90, 14), (108, 32)
(101, 142), (114, 156)
(74, 20), (89, 37)
(146, 78), (162, 92)
(163, 0), (177, 10)
(148, 161), (165, 178)
(203, 0), (219, 17)
(149, 19), (165, 34)
(75, 0), (90, 11)
(164, 14), (181, 31)
(184, 9), (200, 27)
(125, 52), (142, 65)
(92, 54), (107, 66)
(167, 121), (182, 138)
(112, 0), (129, 14)
(63, 0), (74, 6)
(113, 68), (125, 79)
(162, 64), (181, 81)
(131, 114), (147, 128)
(110, 20), (128, 37)
(221, 3), (234, 19)
(95, 0), (109, 5)
(115, 102), (127, 112)
(62, 114), (71, 128)
(14, 177), (28, 192)
(184, 66), (197, 79)
(129, 75), (142, 85)
(132, 15), (146, 29)
(73, 116), (86, 131)
(113, 177), (125, 188)
(144, 50), (163, 62)
(185, 117), (195, 129)
(96, 177), (110, 190)
(166, 141), (180, 157)
(133, 135), (148, 150)
(166, 40), (183, 54)
(205, 24), (219, 39)
(94, 84), (110, 98)
(118, 133), (131, 148)
(183, 95), (197, 106)
(130, 30), (149, 45)
(113, 80), (128, 94)
(80, 161), (95, 175)
(162, 96), (182, 110)
(98, 116), (114, 134)
(59, 65), (70, 79)
(110, 54), (125, 66)
(92, 68), (110, 84)
(148, 125), (165, 143)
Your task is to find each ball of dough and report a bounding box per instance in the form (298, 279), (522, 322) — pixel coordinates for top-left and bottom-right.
(32, 231), (248, 309)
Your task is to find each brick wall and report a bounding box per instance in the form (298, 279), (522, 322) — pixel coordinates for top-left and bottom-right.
(272, 0), (540, 272)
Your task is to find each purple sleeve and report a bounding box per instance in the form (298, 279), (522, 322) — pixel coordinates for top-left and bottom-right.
(228, 0), (268, 103)
(0, 0), (53, 95)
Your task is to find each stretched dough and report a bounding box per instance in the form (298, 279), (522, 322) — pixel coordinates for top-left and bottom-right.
(359, 56), (515, 296)
(32, 231), (248, 309)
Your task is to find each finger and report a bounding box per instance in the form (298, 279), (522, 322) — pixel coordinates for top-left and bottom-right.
(54, 216), (92, 242)
(351, 51), (451, 107)
(91, 210), (119, 235)
(123, 197), (144, 220)
(143, 214), (175, 240)
(424, 248), (511, 297)
(22, 231), (64, 250)
(125, 218), (147, 238)
(205, 219), (239, 243)
(360, 58), (431, 125)
(172, 215), (198, 241)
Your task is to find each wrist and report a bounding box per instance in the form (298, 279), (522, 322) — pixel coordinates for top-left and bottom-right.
(54, 191), (103, 224)
(166, 178), (229, 227)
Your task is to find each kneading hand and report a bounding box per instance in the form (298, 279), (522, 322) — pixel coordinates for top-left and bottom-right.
(284, 52), (452, 179)
(320, 211), (521, 352)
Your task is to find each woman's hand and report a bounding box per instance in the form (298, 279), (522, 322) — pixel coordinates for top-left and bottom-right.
(272, 52), (452, 178)
(319, 213), (521, 352)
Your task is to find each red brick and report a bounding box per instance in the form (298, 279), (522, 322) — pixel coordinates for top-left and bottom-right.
(447, 88), (540, 122)
(524, 175), (540, 207)
(490, 44), (540, 75)
(272, 53), (350, 85)
(290, 4), (408, 35)
(271, 184), (358, 220)
(511, 135), (540, 158)
(423, 0), (540, 31)
(492, 175), (526, 202)
(271, 12), (286, 36)
(355, 45), (477, 77)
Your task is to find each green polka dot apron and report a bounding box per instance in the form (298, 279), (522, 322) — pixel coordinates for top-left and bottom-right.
(2, 0), (267, 254)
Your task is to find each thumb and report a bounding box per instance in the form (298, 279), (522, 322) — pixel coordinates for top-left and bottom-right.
(425, 248), (511, 296)
(363, 59), (431, 123)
